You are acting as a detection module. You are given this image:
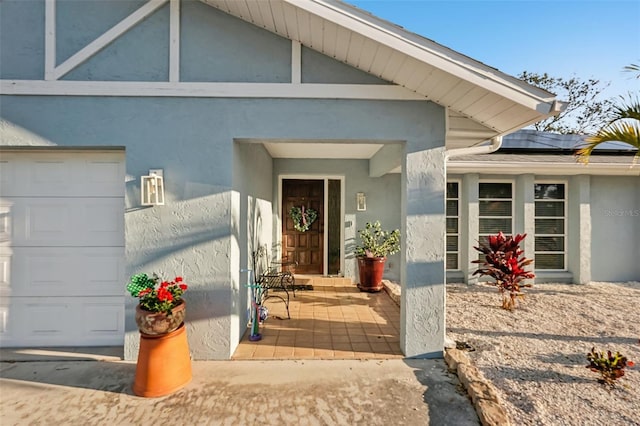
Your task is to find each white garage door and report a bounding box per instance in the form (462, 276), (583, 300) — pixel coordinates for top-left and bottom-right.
(0, 149), (125, 347)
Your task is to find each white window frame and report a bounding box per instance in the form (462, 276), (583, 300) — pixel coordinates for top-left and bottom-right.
(446, 179), (461, 271)
(478, 179), (514, 243)
(534, 180), (568, 271)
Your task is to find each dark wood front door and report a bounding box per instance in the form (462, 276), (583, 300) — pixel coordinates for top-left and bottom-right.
(282, 179), (323, 274)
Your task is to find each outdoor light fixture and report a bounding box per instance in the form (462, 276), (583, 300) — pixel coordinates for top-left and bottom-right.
(356, 192), (366, 211)
(141, 169), (165, 206)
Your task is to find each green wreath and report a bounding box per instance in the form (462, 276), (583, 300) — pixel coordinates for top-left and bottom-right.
(289, 206), (318, 232)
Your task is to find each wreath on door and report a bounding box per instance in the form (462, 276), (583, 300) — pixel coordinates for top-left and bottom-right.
(289, 206), (318, 232)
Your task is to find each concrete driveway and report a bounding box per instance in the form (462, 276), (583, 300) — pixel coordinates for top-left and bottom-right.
(0, 357), (478, 425)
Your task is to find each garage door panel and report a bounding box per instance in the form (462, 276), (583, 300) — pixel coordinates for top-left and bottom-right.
(82, 303), (125, 336)
(0, 202), (11, 243)
(5, 197), (123, 247)
(0, 297), (124, 347)
(0, 152), (125, 197)
(7, 247), (123, 297)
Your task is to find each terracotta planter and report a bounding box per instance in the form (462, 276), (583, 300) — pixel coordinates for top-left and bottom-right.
(135, 300), (186, 335)
(357, 256), (386, 292)
(133, 324), (192, 397)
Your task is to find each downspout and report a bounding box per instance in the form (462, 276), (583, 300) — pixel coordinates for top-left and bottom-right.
(446, 135), (503, 159)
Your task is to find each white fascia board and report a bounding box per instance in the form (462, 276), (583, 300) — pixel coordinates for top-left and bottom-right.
(447, 160), (640, 176)
(0, 80), (425, 100)
(295, 0), (558, 113)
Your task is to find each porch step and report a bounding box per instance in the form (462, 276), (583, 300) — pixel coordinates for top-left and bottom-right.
(294, 275), (353, 287)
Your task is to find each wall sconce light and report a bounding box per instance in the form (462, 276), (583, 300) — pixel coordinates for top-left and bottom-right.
(356, 192), (366, 211)
(141, 169), (165, 206)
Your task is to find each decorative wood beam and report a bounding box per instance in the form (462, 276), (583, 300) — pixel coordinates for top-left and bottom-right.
(0, 80), (425, 100)
(291, 40), (301, 84)
(169, 0), (180, 82)
(44, 0), (56, 80)
(52, 0), (168, 80)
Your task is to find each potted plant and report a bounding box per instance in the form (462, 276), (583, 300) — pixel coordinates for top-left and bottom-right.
(354, 221), (401, 292)
(127, 273), (188, 335)
(127, 272), (192, 397)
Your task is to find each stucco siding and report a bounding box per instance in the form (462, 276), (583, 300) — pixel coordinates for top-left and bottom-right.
(180, 0), (291, 83)
(590, 176), (640, 282)
(233, 142), (273, 354)
(301, 46), (390, 85)
(63, 3), (170, 81)
(0, 0), (45, 80)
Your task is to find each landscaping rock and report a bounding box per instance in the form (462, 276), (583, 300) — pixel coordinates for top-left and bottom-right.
(444, 348), (470, 372)
(475, 399), (511, 426)
(457, 362), (483, 390)
(467, 381), (498, 404)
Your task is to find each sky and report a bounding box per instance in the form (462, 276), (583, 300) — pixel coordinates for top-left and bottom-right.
(348, 0), (640, 102)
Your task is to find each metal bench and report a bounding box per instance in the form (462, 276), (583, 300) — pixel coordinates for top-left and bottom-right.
(252, 246), (296, 319)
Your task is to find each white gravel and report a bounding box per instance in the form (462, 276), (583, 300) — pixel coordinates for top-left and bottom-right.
(446, 281), (640, 426)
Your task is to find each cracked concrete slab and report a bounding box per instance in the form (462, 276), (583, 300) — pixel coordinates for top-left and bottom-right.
(0, 358), (478, 425)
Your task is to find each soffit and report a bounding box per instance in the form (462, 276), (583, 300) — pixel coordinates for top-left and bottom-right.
(199, 0), (562, 148)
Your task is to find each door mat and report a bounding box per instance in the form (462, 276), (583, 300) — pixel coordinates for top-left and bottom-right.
(272, 284), (314, 292)
(292, 284), (314, 291)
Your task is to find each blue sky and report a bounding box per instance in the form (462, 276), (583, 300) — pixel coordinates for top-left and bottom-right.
(349, 0), (640, 102)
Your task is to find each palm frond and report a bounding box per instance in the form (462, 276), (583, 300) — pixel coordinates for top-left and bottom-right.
(576, 121), (640, 163)
(610, 95), (640, 122)
(623, 63), (640, 78)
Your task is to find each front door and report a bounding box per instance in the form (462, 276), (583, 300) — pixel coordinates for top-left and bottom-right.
(282, 179), (324, 274)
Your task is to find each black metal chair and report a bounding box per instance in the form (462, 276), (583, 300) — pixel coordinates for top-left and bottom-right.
(252, 246), (296, 319)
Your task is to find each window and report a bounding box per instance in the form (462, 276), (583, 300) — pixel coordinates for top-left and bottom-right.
(446, 182), (459, 270)
(534, 183), (566, 270)
(479, 182), (512, 246)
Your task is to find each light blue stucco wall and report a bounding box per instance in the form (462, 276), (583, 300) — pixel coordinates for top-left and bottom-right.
(0, 0), (45, 79)
(63, 2), (170, 81)
(273, 158), (402, 282)
(232, 142), (274, 348)
(590, 175), (640, 282)
(181, 0), (290, 82)
(301, 47), (390, 85)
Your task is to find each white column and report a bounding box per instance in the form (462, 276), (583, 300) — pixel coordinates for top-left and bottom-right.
(569, 175), (591, 284)
(516, 174), (535, 286)
(461, 174), (479, 284)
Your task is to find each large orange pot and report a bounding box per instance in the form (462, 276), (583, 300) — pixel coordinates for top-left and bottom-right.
(357, 256), (386, 292)
(133, 323), (192, 397)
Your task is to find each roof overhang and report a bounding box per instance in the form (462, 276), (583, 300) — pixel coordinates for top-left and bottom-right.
(448, 159), (640, 176)
(201, 0), (566, 148)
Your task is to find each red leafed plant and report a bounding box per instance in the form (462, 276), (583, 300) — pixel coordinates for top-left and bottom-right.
(472, 232), (535, 310)
(586, 347), (635, 388)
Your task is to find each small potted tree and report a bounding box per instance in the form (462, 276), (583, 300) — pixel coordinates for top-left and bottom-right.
(354, 221), (400, 292)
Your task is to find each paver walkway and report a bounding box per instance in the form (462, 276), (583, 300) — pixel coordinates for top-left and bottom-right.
(233, 277), (403, 360)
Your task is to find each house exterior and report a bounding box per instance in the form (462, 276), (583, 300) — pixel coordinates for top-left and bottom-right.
(0, 0), (562, 360)
(446, 129), (640, 285)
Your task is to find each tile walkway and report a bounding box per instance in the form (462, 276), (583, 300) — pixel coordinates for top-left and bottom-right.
(232, 276), (403, 360)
